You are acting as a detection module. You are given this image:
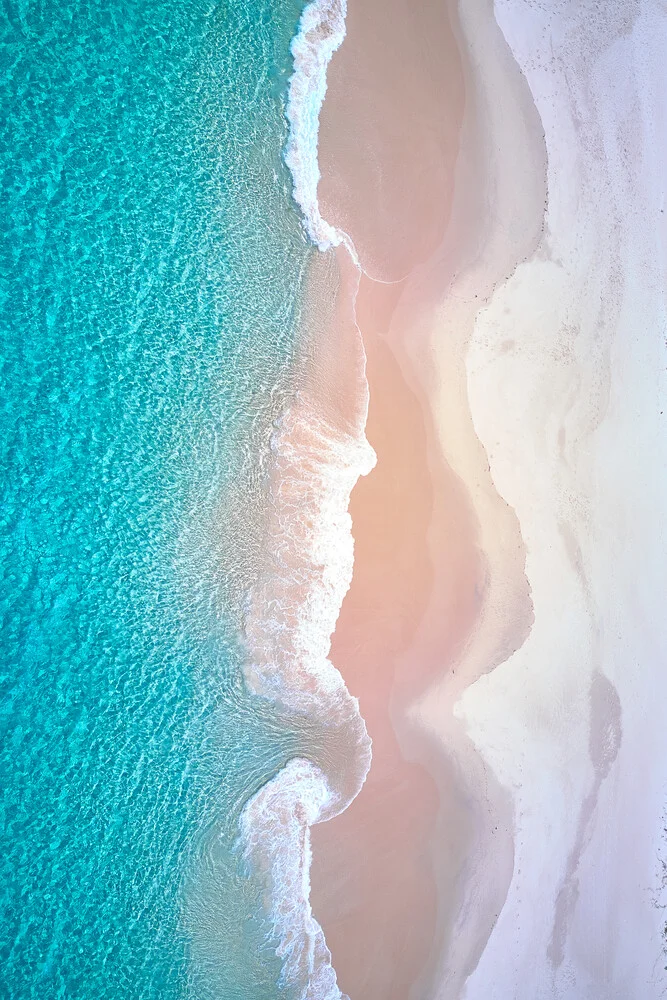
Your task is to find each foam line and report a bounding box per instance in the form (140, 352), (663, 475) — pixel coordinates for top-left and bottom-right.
(284, 0), (347, 251)
(240, 759), (349, 1000)
(237, 5), (375, 994)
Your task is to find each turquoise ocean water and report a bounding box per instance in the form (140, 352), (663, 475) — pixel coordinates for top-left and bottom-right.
(0, 0), (316, 996)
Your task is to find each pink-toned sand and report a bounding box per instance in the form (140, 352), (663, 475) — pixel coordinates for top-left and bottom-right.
(318, 0), (464, 283)
(310, 278), (486, 999)
(307, 3), (491, 997)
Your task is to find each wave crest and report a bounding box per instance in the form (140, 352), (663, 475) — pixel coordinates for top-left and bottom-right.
(240, 758), (349, 1000)
(238, 380), (374, 995)
(284, 0), (347, 250)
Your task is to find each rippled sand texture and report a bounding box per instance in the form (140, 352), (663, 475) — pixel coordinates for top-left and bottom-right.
(309, 0), (667, 999)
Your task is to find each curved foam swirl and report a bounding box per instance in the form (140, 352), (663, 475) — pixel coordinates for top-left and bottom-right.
(240, 758), (349, 1000)
(284, 0), (347, 250)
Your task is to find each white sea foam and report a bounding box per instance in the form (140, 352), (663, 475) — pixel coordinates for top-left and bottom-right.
(242, 383), (375, 808)
(284, 0), (347, 251)
(240, 758), (348, 1000)
(239, 387), (375, 998)
(237, 4), (375, 992)
(243, 397), (374, 764)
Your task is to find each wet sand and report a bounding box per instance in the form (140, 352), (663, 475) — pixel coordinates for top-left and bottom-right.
(310, 271), (484, 1000)
(307, 0), (549, 996)
(307, 0), (517, 997)
(317, 0), (463, 283)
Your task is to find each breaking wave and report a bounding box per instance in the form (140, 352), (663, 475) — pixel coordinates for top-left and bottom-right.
(238, 3), (374, 996)
(240, 759), (348, 1000)
(284, 0), (347, 251)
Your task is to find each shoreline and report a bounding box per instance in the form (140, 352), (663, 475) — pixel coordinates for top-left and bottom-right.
(309, 0), (552, 995)
(239, 1), (667, 998)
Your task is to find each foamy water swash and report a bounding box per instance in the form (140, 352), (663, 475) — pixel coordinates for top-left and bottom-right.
(284, 0), (347, 251)
(237, 1), (374, 997)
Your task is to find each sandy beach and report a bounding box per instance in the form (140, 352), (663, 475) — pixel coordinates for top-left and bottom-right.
(309, 0), (532, 996)
(306, 0), (667, 998)
(458, 4), (667, 998)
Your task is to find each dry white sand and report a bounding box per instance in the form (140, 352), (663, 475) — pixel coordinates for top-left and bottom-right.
(452, 3), (667, 998)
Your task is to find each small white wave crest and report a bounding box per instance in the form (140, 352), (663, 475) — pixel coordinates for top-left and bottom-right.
(240, 758), (348, 1000)
(284, 0), (347, 251)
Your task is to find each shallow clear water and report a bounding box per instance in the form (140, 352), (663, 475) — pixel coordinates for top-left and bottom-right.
(0, 0), (313, 996)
